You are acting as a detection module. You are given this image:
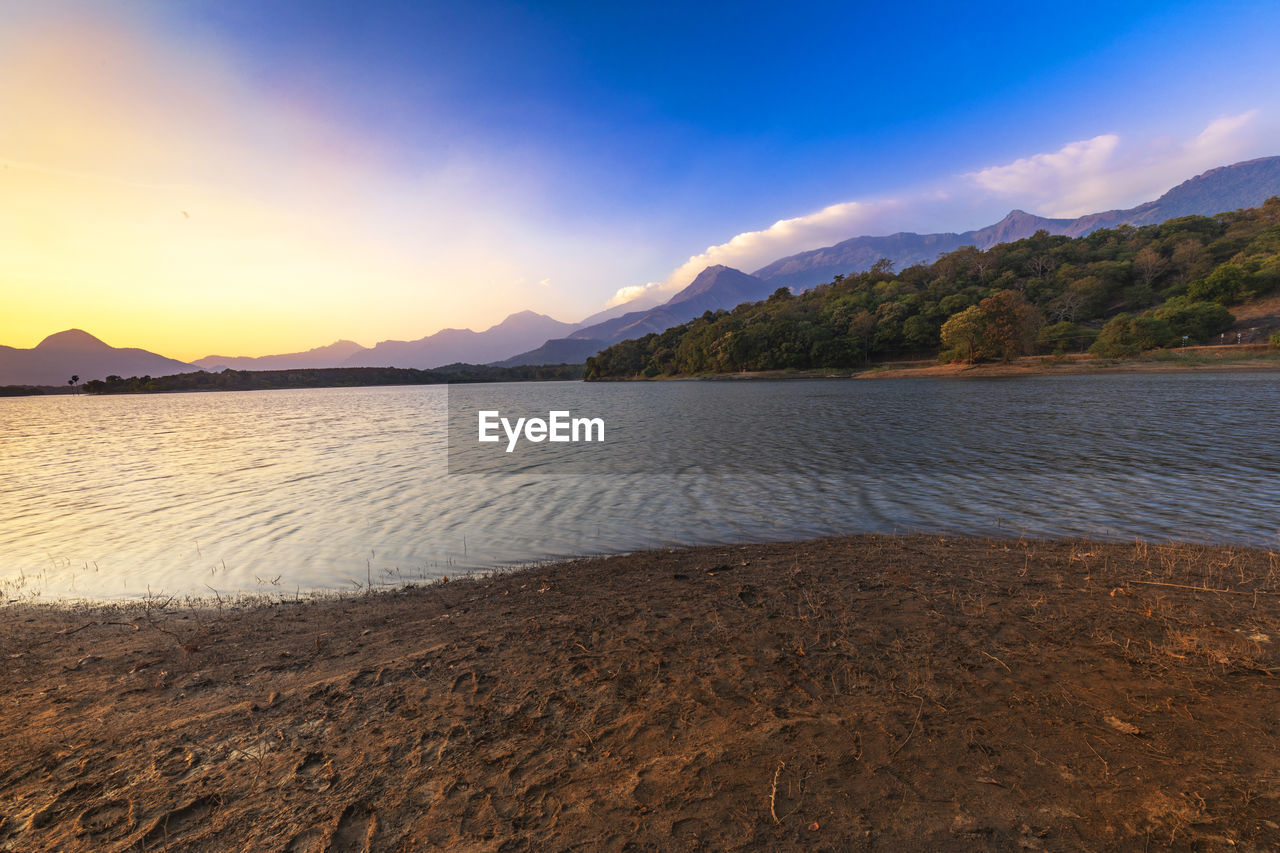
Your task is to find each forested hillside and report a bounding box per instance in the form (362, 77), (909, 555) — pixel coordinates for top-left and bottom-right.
(585, 199), (1280, 379)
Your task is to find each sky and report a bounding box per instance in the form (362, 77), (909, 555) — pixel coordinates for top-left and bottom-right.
(2, 0), (1279, 360)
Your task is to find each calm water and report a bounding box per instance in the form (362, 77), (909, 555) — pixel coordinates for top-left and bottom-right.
(2, 374), (1278, 600)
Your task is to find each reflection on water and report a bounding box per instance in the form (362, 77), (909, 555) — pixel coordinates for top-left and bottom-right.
(1, 373), (1278, 599)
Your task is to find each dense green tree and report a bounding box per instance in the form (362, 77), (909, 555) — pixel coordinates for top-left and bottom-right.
(1089, 315), (1143, 357)
(940, 306), (987, 363)
(1152, 298), (1234, 342)
(1188, 263), (1245, 304)
(938, 292), (974, 315)
(976, 289), (1042, 361)
(1089, 314), (1179, 356)
(902, 314), (940, 350)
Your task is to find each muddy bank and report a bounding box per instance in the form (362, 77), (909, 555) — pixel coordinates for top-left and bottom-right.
(2, 535), (1279, 851)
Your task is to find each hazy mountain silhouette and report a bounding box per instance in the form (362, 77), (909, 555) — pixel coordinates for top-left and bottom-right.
(0, 330), (196, 386)
(573, 289), (668, 328)
(568, 266), (773, 342)
(496, 338), (610, 367)
(343, 310), (578, 369)
(499, 266), (777, 365)
(194, 340), (369, 371)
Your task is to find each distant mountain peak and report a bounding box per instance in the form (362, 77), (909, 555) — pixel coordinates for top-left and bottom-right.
(485, 310), (568, 332)
(35, 329), (112, 351)
(986, 209), (1063, 231)
(3, 330), (193, 385)
(295, 339), (367, 357)
(548, 265), (775, 352)
(668, 265), (765, 306)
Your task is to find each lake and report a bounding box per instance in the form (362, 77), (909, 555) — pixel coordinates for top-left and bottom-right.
(2, 373), (1278, 600)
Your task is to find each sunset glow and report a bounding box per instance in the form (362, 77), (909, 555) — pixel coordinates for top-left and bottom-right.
(3, 1), (1279, 361)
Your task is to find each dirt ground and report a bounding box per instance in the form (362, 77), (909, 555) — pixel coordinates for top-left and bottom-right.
(857, 346), (1280, 380)
(2, 535), (1279, 851)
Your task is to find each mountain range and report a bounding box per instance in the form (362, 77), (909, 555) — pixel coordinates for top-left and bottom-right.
(6, 155), (1280, 385)
(341, 311), (577, 369)
(0, 330), (196, 387)
(193, 311), (576, 372)
(193, 339), (368, 372)
(753, 156), (1280, 289)
(500, 155), (1280, 364)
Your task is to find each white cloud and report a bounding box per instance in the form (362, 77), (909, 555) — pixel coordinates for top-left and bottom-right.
(607, 199), (909, 305)
(966, 135), (1121, 217)
(965, 111), (1263, 217)
(605, 282), (661, 307)
(1190, 110), (1260, 157)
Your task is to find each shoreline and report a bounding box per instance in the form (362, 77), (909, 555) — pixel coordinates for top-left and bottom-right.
(861, 346), (1280, 380)
(8, 347), (1279, 398)
(4, 533), (1279, 850)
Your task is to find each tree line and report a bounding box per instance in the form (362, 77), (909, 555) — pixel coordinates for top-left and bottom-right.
(585, 198), (1280, 379)
(81, 363), (582, 394)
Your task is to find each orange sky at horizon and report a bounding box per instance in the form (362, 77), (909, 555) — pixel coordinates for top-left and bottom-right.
(0, 11), (618, 362)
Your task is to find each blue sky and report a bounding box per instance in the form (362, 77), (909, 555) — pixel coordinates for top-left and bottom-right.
(173, 1), (1280, 215)
(2, 0), (1279, 356)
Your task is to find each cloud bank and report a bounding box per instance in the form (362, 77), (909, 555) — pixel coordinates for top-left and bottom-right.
(967, 111), (1263, 217)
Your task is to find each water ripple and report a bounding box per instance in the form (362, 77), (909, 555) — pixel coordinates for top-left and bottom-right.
(2, 374), (1279, 599)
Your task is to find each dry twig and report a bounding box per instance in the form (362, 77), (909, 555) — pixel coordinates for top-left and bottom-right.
(769, 760), (784, 824)
(1130, 580), (1280, 595)
(889, 696), (925, 758)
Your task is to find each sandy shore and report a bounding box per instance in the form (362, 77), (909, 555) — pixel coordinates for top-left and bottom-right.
(3, 535), (1279, 851)
(674, 345), (1280, 382)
